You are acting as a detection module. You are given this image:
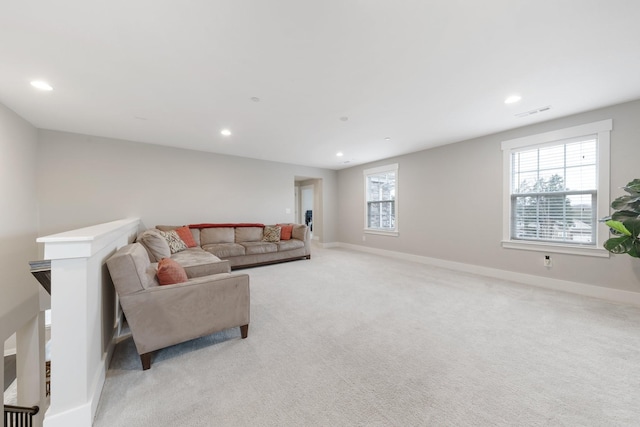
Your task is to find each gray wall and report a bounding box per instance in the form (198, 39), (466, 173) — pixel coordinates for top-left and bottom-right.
(0, 102), (39, 337)
(37, 130), (338, 242)
(337, 99), (640, 293)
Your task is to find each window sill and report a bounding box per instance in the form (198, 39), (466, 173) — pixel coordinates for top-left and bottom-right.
(501, 240), (609, 258)
(364, 229), (399, 237)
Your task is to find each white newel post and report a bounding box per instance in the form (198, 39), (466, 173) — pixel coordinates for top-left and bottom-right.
(38, 218), (139, 427)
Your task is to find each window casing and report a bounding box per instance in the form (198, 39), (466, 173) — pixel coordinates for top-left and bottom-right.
(502, 120), (611, 257)
(364, 164), (398, 235)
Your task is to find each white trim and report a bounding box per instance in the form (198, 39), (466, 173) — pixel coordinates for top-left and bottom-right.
(363, 163), (399, 176)
(364, 229), (399, 237)
(501, 240), (609, 257)
(501, 120), (612, 256)
(335, 242), (640, 307)
(501, 119), (612, 151)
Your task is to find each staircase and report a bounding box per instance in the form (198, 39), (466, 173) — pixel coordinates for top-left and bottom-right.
(4, 405), (39, 427)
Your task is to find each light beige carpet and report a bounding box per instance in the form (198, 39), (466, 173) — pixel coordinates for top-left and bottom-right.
(94, 246), (640, 426)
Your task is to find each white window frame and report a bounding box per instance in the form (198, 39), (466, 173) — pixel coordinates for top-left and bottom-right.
(501, 119), (611, 257)
(364, 163), (399, 236)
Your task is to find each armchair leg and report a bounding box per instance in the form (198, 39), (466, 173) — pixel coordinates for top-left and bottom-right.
(240, 324), (249, 339)
(140, 352), (152, 370)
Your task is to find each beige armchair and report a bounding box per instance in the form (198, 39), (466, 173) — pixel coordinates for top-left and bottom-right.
(106, 243), (250, 370)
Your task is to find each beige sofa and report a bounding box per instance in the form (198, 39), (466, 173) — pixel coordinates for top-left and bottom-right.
(106, 243), (250, 370)
(137, 223), (311, 270)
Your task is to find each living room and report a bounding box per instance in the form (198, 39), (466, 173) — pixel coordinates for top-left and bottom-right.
(2, 1), (640, 426)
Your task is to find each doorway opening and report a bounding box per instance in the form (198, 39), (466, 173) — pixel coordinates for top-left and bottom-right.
(294, 177), (322, 242)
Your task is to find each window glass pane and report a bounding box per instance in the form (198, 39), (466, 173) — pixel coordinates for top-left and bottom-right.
(367, 172), (395, 202)
(565, 139), (596, 167)
(538, 145), (565, 170)
(367, 201), (395, 229)
(513, 171), (538, 194)
(365, 167), (397, 231)
(537, 170), (566, 192)
(513, 150), (538, 173)
(565, 165), (596, 191)
(510, 136), (597, 245)
(567, 194), (594, 243)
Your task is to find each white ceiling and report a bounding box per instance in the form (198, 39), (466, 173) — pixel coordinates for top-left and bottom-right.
(1, 1), (640, 170)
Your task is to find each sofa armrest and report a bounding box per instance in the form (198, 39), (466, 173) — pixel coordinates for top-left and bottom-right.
(119, 273), (250, 355)
(291, 224), (311, 255)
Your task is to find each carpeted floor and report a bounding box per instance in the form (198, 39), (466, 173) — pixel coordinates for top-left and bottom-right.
(94, 246), (640, 426)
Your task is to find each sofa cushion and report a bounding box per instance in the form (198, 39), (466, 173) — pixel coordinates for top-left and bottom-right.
(240, 242), (278, 255)
(138, 229), (171, 261)
(202, 243), (246, 258)
(159, 230), (188, 254)
(106, 243), (157, 295)
(262, 226), (281, 242)
(235, 227), (264, 243)
(276, 239), (305, 251)
(277, 224), (294, 240)
(292, 224), (308, 241)
(156, 258), (188, 285)
(170, 248), (230, 277)
(201, 227), (234, 245)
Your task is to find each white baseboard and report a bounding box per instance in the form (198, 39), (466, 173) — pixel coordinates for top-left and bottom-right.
(336, 242), (640, 307)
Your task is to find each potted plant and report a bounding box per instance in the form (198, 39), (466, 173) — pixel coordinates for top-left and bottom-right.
(602, 179), (640, 257)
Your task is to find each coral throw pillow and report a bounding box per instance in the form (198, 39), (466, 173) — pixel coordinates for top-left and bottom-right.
(157, 258), (188, 285)
(175, 226), (197, 248)
(277, 224), (294, 240)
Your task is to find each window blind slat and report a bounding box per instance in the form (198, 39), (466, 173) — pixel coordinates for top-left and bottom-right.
(510, 137), (597, 245)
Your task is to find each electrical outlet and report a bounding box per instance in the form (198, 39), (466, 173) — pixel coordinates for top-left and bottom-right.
(544, 255), (552, 267)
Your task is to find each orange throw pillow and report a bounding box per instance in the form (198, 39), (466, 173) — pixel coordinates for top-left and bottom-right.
(175, 226), (197, 248)
(277, 224), (294, 240)
(157, 258), (188, 285)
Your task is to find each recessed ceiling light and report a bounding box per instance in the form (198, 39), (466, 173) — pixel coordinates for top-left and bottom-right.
(336, 152), (344, 157)
(250, 97), (260, 102)
(30, 80), (53, 91)
(504, 95), (522, 104)
(384, 137), (391, 141)
(339, 116), (348, 122)
(220, 129), (232, 136)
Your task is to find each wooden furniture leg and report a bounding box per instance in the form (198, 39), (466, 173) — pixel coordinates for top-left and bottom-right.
(140, 352), (152, 370)
(240, 324), (249, 339)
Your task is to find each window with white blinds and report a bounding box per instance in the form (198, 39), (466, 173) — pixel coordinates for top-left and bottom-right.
(501, 119), (611, 257)
(510, 137), (597, 245)
(364, 164), (398, 235)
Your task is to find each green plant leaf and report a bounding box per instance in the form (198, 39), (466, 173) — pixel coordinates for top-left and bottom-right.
(605, 220), (631, 236)
(624, 179), (640, 195)
(611, 195), (640, 210)
(611, 210), (640, 222)
(604, 235), (635, 254)
(628, 241), (640, 258)
(623, 218), (640, 238)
